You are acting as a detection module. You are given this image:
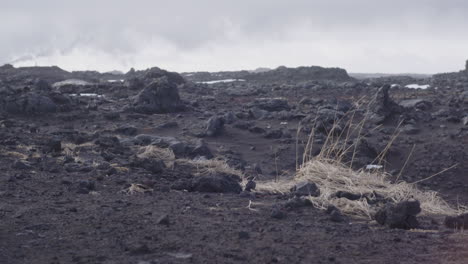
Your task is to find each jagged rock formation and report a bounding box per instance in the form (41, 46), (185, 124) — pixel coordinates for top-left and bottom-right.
(127, 67), (186, 86)
(0, 91), (57, 115)
(132, 77), (184, 114)
(0, 65), (71, 84)
(368, 84), (401, 124)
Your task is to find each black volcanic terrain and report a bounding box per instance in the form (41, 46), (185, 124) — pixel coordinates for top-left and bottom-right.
(1, 62), (468, 263)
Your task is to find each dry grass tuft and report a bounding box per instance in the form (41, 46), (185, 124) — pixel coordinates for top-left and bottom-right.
(120, 183), (153, 195)
(301, 159), (462, 217)
(180, 158), (244, 179)
(2, 151), (29, 160)
(110, 163), (130, 173)
(137, 145), (176, 168)
(259, 98), (465, 219)
(258, 157), (464, 219)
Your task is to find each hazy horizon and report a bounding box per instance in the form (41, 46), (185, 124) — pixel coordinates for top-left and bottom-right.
(2, 0), (468, 74)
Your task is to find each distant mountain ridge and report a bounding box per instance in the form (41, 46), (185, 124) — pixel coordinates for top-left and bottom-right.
(182, 65), (353, 83)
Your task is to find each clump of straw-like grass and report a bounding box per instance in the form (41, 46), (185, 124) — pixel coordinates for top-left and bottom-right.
(137, 145), (176, 168)
(181, 158), (245, 179)
(120, 183), (153, 195)
(258, 95), (465, 219)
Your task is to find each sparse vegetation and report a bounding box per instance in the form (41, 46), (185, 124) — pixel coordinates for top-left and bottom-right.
(180, 158), (244, 179)
(137, 145), (176, 168)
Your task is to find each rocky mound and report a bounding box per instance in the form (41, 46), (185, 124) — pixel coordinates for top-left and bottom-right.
(0, 64), (72, 84)
(127, 67), (186, 86)
(132, 77), (184, 114)
(0, 91), (57, 115)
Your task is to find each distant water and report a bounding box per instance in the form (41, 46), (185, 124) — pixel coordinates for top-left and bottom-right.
(197, 79), (245, 84)
(69, 93), (103, 98)
(405, 84), (430, 89)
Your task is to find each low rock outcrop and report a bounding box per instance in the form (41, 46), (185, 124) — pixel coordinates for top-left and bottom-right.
(132, 77), (184, 114)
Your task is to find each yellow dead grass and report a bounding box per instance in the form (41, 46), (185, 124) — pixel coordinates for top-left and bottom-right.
(258, 98), (466, 219)
(137, 145), (176, 168)
(179, 158), (244, 179)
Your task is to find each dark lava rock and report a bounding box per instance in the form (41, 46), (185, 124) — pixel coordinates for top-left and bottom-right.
(12, 161), (32, 170)
(1, 92), (57, 115)
(140, 67), (186, 85)
(188, 139), (213, 159)
(205, 116), (225, 137)
(191, 174), (242, 194)
(133, 77), (184, 114)
(130, 157), (165, 174)
(249, 126), (266, 134)
(253, 98), (290, 112)
(399, 99), (432, 111)
(129, 244), (151, 255)
(271, 205), (287, 219)
(444, 213), (468, 229)
(115, 126), (138, 136)
(156, 121), (178, 130)
(34, 79), (52, 92)
(329, 209), (346, 223)
(400, 124), (420, 135)
(283, 197), (313, 210)
(170, 179), (192, 191)
(224, 112), (236, 124)
(265, 129), (283, 139)
(374, 199), (421, 229)
(77, 180), (96, 194)
(233, 121), (253, 130)
(335, 191), (362, 201)
(238, 231), (250, 239)
(369, 85), (401, 124)
(244, 180), (257, 192)
(300, 106), (345, 134)
(103, 112), (120, 120)
(291, 181), (320, 197)
(247, 65), (352, 82)
(44, 137), (62, 153)
(95, 136), (121, 149)
(157, 214), (170, 226)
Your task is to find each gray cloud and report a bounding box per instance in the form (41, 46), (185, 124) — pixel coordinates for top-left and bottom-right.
(1, 0), (468, 73)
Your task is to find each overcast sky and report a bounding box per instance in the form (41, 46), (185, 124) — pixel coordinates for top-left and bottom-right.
(1, 0), (467, 73)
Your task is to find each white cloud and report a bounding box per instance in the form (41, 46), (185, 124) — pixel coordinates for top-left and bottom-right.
(2, 0), (468, 73)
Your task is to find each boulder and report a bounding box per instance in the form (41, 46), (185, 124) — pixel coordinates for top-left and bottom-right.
(291, 181), (320, 197)
(244, 179), (257, 192)
(399, 99), (432, 111)
(400, 124), (420, 135)
(130, 157), (165, 173)
(374, 199), (421, 229)
(34, 79), (52, 92)
(141, 67), (186, 85)
(1, 92), (57, 115)
(252, 98), (290, 112)
(191, 174), (242, 194)
(369, 85), (401, 124)
(205, 116), (225, 136)
(133, 77), (183, 114)
(444, 213), (468, 229)
(188, 140), (213, 159)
